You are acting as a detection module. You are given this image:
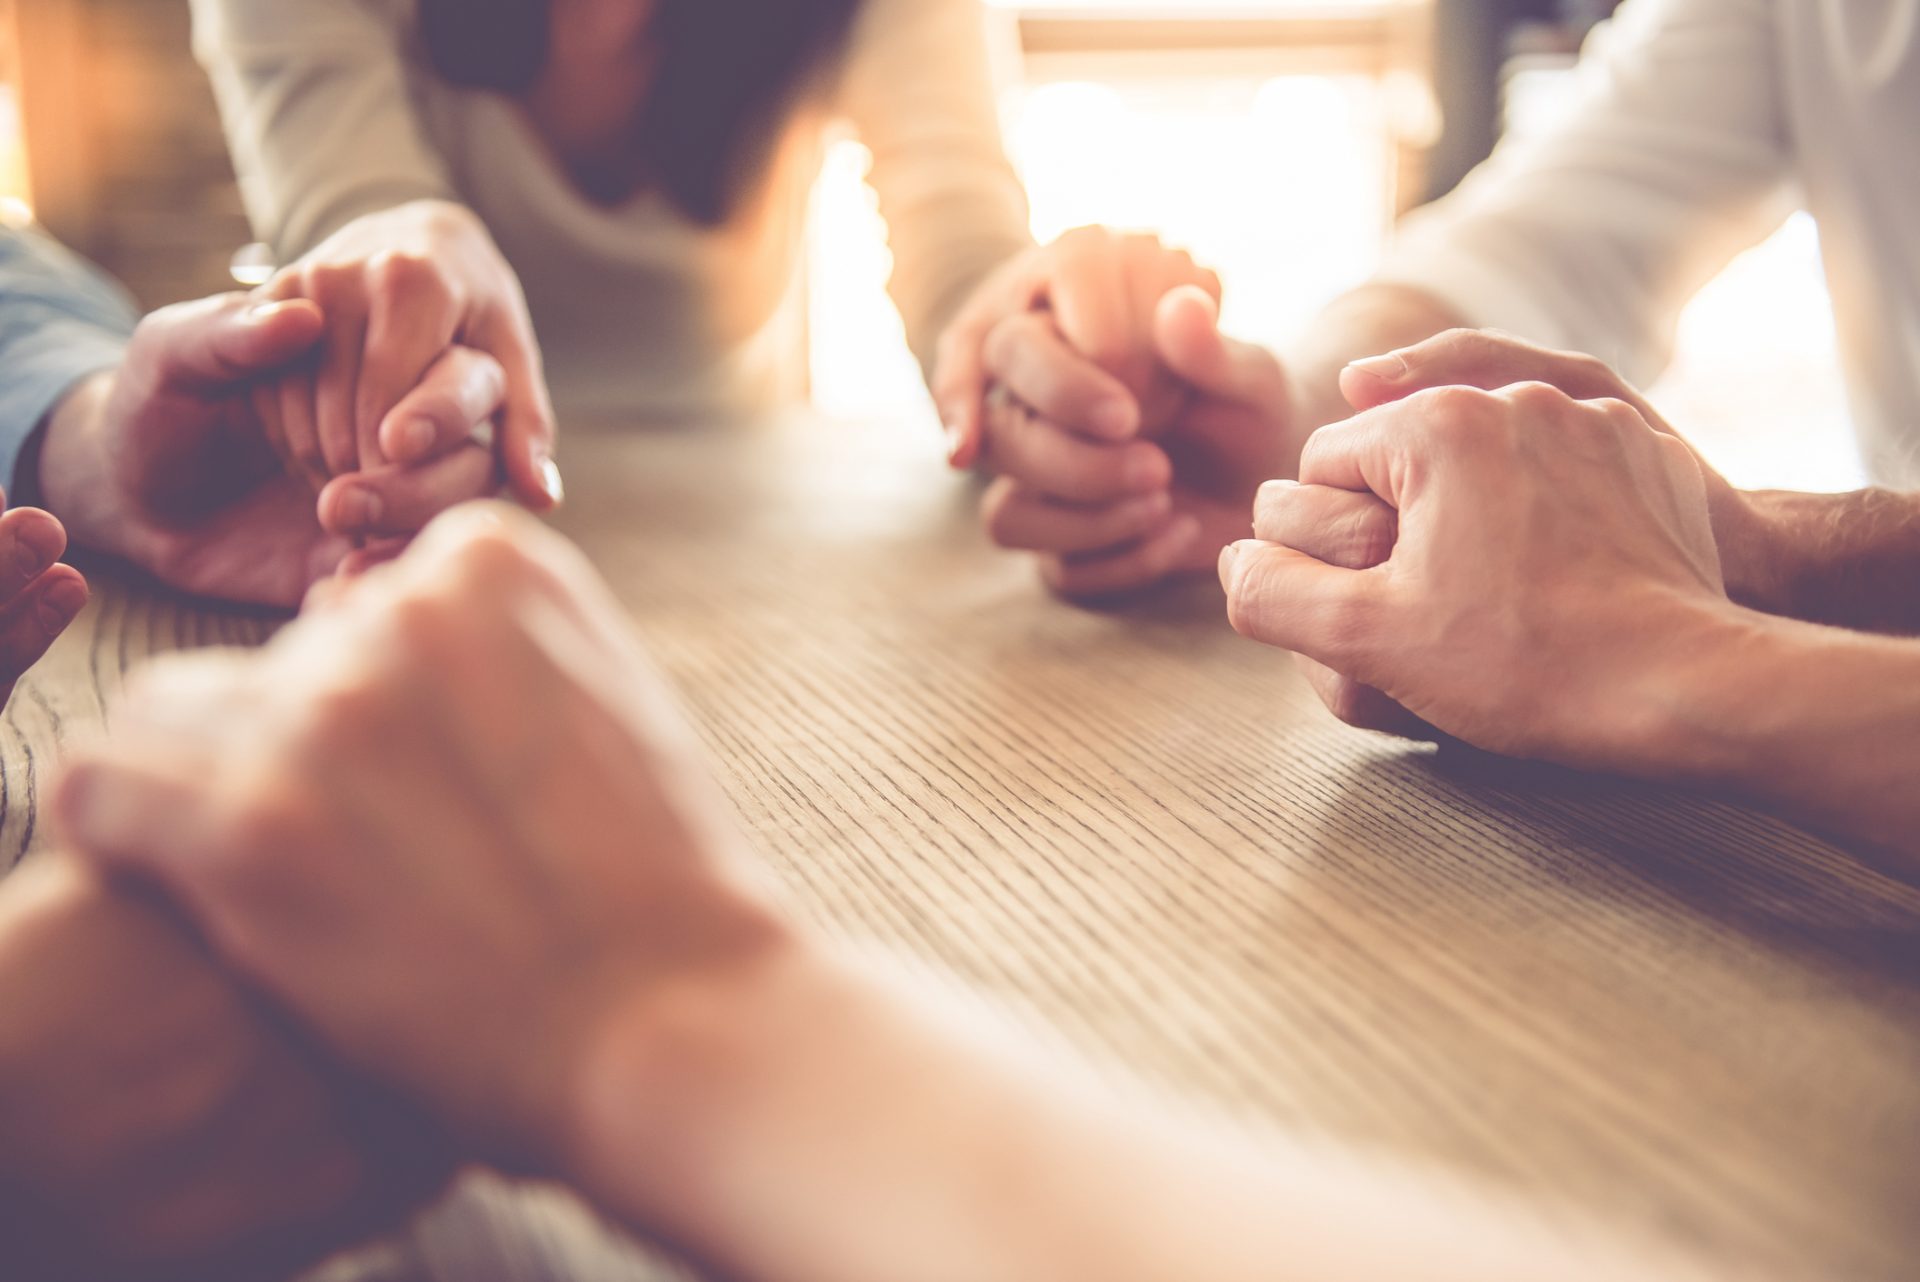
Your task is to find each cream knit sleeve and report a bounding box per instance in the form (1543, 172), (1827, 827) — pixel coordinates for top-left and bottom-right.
(191, 0), (457, 260)
(838, 0), (1035, 378)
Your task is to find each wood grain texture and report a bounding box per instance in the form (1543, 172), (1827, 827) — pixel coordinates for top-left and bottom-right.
(5, 414), (1919, 1281)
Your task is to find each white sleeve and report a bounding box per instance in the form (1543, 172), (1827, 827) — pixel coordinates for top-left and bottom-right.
(838, 0), (1035, 375)
(1375, 0), (1795, 384)
(191, 0), (456, 259)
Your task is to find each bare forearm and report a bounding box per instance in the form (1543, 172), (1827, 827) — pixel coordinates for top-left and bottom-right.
(1658, 609), (1920, 865)
(0, 859), (445, 1278)
(1729, 488), (1920, 634)
(559, 935), (1692, 1282)
(35, 371), (134, 560)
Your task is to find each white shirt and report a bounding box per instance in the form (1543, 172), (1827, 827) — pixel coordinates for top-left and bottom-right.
(1377, 0), (1920, 487)
(191, 0), (1033, 420)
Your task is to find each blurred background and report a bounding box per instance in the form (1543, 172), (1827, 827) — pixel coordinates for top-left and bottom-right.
(0, 0), (1861, 491)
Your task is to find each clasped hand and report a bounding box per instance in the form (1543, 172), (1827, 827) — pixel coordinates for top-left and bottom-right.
(935, 226), (1294, 599)
(1222, 330), (1740, 772)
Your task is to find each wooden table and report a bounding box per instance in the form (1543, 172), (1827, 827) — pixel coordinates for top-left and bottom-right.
(5, 415), (1919, 1281)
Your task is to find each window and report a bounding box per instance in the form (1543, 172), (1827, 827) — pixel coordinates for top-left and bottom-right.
(811, 0), (1861, 493)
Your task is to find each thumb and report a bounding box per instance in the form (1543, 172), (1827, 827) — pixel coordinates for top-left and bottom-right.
(139, 295), (327, 393)
(470, 316), (563, 512)
(1152, 286), (1283, 408)
(1336, 328), (1664, 425)
(1218, 537), (1383, 670)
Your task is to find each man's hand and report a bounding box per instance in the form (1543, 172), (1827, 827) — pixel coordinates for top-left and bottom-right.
(258, 200), (562, 511)
(1328, 329), (1788, 608)
(0, 489), (87, 708)
(1223, 371), (1735, 773)
(54, 505), (790, 1167)
(949, 259), (1292, 598)
(0, 857), (451, 1282)
(39, 294), (508, 607)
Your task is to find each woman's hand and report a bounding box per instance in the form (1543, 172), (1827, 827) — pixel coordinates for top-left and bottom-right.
(54, 505), (789, 1167)
(39, 294), (508, 607)
(935, 227), (1292, 599)
(258, 200), (563, 512)
(933, 226), (1223, 467)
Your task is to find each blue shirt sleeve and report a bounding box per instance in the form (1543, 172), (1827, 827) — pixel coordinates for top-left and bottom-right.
(0, 227), (139, 502)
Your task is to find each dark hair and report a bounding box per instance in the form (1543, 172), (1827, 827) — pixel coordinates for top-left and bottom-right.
(418, 0), (863, 225)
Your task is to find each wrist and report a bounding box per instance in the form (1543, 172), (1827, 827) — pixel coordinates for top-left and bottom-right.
(548, 897), (818, 1198)
(34, 371), (134, 559)
(1619, 597), (1803, 787)
(1708, 486), (1802, 618)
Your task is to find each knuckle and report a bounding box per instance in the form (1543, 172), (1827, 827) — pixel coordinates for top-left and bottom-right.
(1501, 380), (1572, 415)
(219, 777), (317, 866)
(368, 249), (439, 294)
(1655, 430), (1705, 475)
(1345, 509), (1397, 570)
(293, 678), (389, 753)
(1410, 382), (1488, 418)
(1589, 396), (1648, 431)
(1409, 385), (1498, 448)
(441, 521), (555, 596)
(305, 261), (361, 302)
(1431, 327), (1489, 359)
(384, 590), (462, 658)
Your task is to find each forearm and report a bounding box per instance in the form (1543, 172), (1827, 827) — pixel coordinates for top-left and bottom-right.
(1722, 487), (1920, 634)
(32, 370), (135, 559)
(559, 932), (1688, 1282)
(192, 0), (456, 257)
(848, 0), (1036, 375)
(0, 858), (446, 1278)
(1659, 609), (1920, 866)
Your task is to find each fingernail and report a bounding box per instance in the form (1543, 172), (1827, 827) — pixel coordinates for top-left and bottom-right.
(1217, 540), (1241, 584)
(539, 455), (565, 506)
(1129, 489), (1173, 518)
(247, 299), (297, 321)
(339, 488), (384, 530)
(1091, 398), (1137, 438)
(11, 534), (50, 582)
(939, 409), (967, 465)
(396, 418), (434, 459)
(1256, 478), (1299, 504)
(1125, 448), (1170, 491)
(1347, 352), (1409, 380)
(38, 577), (87, 635)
